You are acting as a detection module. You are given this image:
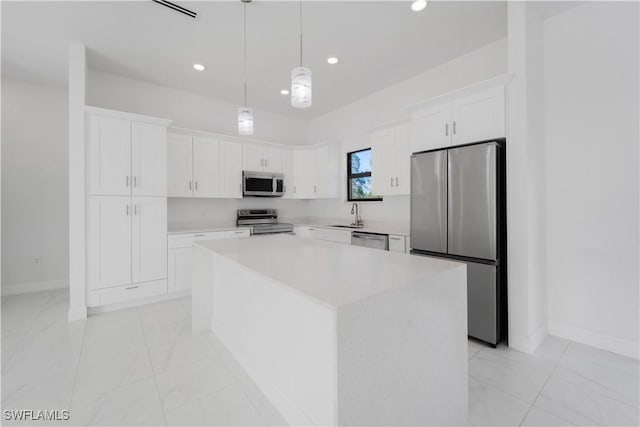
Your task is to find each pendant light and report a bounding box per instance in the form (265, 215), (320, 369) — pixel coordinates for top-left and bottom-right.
(238, 0), (254, 135)
(291, 0), (311, 108)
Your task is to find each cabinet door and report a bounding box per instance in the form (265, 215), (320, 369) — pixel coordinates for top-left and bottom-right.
(88, 196), (132, 290)
(388, 235), (406, 253)
(313, 146), (329, 198)
(192, 137), (220, 198)
(219, 140), (243, 198)
(393, 123), (412, 195)
(167, 134), (193, 197)
(282, 150), (295, 198)
(89, 115), (131, 196)
(131, 197), (167, 284)
(451, 86), (505, 145)
(262, 147), (284, 173)
(132, 123), (167, 196)
(243, 144), (264, 172)
(292, 150), (315, 198)
(412, 104), (452, 153)
(370, 127), (396, 196)
(294, 226), (316, 239)
(168, 247), (192, 292)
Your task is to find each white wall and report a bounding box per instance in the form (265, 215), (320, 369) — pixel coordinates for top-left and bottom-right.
(306, 38), (507, 227)
(544, 2), (639, 358)
(1, 78), (69, 291)
(168, 198), (309, 225)
(87, 69), (307, 146)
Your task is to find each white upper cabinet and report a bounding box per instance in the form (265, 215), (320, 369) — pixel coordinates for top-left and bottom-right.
(132, 123), (167, 196)
(394, 123), (411, 195)
(292, 149), (315, 198)
(371, 123), (411, 196)
(131, 197), (167, 284)
(282, 150), (295, 198)
(262, 147), (284, 173)
(89, 115), (132, 196)
(243, 144), (284, 173)
(411, 85), (505, 152)
(313, 145), (330, 198)
(219, 140), (243, 198)
(371, 127), (396, 196)
(412, 104), (452, 153)
(451, 86), (505, 146)
(192, 137), (220, 198)
(88, 196), (133, 290)
(167, 133), (193, 197)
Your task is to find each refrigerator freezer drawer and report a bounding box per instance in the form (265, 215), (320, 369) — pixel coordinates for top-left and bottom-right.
(467, 262), (497, 345)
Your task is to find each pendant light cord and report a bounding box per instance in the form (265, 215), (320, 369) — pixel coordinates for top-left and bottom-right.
(243, 2), (248, 107)
(299, 0), (303, 67)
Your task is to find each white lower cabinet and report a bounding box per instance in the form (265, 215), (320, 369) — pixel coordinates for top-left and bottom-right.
(294, 226), (317, 239)
(167, 228), (250, 292)
(88, 196), (168, 307)
(316, 228), (351, 244)
(389, 235), (407, 253)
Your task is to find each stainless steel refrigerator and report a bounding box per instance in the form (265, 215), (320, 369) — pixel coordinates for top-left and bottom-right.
(410, 139), (507, 346)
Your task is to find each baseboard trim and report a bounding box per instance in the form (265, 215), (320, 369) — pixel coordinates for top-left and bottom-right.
(548, 321), (639, 360)
(87, 289), (190, 315)
(509, 323), (548, 354)
(2, 279), (68, 296)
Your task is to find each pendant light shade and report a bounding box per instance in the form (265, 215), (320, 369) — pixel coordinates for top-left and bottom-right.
(291, 67), (312, 108)
(291, 0), (311, 109)
(238, 107), (254, 135)
(238, 0), (254, 135)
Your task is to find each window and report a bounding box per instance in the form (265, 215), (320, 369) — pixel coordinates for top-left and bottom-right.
(347, 148), (382, 201)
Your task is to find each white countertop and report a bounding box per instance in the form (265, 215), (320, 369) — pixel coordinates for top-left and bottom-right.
(294, 221), (410, 236)
(167, 221), (250, 235)
(195, 234), (464, 308)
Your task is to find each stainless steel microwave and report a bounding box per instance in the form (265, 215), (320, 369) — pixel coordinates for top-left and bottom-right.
(243, 171), (284, 197)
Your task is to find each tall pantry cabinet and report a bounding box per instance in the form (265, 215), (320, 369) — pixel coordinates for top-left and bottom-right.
(86, 107), (172, 307)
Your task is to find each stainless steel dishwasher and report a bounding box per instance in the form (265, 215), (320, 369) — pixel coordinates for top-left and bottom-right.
(351, 231), (389, 250)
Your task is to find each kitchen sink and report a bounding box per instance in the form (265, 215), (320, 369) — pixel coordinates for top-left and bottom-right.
(330, 224), (364, 228)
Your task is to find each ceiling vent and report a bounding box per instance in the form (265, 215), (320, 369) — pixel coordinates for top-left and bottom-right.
(152, 0), (197, 19)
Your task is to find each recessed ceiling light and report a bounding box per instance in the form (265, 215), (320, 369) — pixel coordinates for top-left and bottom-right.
(327, 57), (339, 65)
(193, 64), (205, 71)
(411, 0), (427, 12)
(280, 89), (290, 95)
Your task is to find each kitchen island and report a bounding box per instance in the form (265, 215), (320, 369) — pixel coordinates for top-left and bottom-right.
(192, 234), (468, 426)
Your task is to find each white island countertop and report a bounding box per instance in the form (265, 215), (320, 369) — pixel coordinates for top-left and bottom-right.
(195, 234), (463, 308)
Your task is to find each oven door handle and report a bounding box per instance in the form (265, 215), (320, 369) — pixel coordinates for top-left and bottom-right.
(273, 177), (277, 194)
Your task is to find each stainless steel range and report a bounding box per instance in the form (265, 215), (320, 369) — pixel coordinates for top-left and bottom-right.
(236, 209), (294, 235)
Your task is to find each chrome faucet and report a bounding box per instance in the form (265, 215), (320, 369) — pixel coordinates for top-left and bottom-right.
(350, 203), (364, 227)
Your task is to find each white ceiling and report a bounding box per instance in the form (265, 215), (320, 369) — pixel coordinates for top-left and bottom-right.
(2, 1), (509, 119)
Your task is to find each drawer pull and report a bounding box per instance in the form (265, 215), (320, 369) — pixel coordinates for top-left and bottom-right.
(193, 234), (205, 237)
(390, 237), (402, 240)
(125, 285), (139, 290)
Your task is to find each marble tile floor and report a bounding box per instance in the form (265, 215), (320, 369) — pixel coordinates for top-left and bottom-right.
(1, 289), (638, 426)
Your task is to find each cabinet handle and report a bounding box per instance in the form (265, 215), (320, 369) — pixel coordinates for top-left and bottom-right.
(126, 176), (130, 187)
(390, 236), (402, 240)
(134, 204), (138, 215)
(445, 123), (449, 136)
(189, 181), (192, 190)
(125, 285), (139, 290)
(126, 205), (129, 216)
(195, 181), (198, 191)
(390, 177), (394, 188)
(284, 185), (287, 192)
(193, 234), (205, 237)
(395, 177), (399, 187)
(133, 176), (137, 187)
(453, 121), (457, 135)
(294, 186), (296, 193)
(314, 185), (317, 193)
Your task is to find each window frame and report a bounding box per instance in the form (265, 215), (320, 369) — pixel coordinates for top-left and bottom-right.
(346, 148), (383, 202)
